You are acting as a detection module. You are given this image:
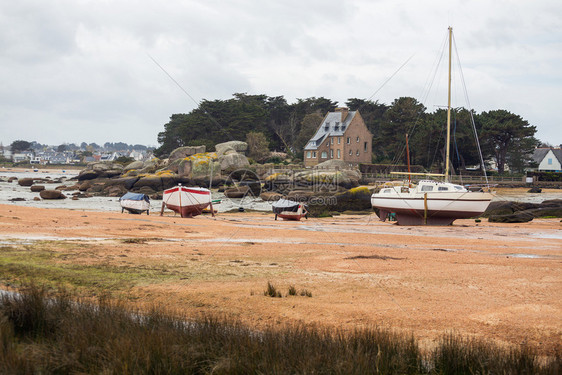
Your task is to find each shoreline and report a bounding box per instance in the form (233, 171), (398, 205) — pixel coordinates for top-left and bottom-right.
(0, 203), (560, 353)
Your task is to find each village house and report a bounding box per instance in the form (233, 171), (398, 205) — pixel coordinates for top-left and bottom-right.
(531, 147), (562, 172)
(304, 107), (372, 167)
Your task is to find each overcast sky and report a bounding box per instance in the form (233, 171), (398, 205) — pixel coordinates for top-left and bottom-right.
(1, 0), (561, 148)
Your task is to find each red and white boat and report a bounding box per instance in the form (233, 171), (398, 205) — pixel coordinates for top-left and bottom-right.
(161, 185), (214, 218)
(272, 199), (308, 221)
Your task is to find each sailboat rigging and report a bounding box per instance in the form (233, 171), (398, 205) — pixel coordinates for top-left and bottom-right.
(370, 27), (494, 226)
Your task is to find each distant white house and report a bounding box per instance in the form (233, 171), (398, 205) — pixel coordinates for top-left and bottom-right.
(12, 152), (33, 163)
(531, 148), (562, 172)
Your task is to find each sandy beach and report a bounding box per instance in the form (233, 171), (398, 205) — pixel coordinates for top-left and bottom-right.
(0, 203), (560, 353)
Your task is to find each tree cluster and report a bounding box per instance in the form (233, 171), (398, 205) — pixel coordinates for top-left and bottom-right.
(152, 93), (538, 173)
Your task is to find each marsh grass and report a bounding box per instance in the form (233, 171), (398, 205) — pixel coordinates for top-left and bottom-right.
(264, 281), (282, 297)
(1, 284), (559, 374)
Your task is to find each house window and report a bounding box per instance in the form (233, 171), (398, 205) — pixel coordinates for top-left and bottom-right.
(337, 149), (341, 159)
(312, 151), (317, 158)
(306, 151), (311, 158)
(330, 149), (333, 158)
(548, 158), (553, 165)
(349, 150), (352, 156)
(364, 142), (368, 152)
(326, 141), (329, 147)
(356, 136), (360, 143)
(346, 137), (350, 144)
(321, 151), (327, 159)
(331, 138), (333, 144)
(356, 150), (359, 156)
(338, 137), (341, 144)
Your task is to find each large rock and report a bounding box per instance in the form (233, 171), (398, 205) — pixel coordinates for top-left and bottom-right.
(215, 141), (248, 156)
(78, 162), (124, 180)
(124, 160), (144, 172)
(132, 177), (163, 191)
(169, 146), (206, 163)
(138, 159), (161, 174)
(103, 177), (140, 191)
(30, 185), (45, 192)
(260, 192), (282, 202)
(219, 153), (250, 173)
(78, 181), (94, 191)
(178, 153), (220, 180)
(18, 178), (34, 186)
(315, 159), (354, 170)
(77, 170), (99, 181)
(224, 185), (250, 198)
(40, 190), (66, 199)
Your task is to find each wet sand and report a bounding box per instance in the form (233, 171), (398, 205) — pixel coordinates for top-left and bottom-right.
(0, 204), (560, 353)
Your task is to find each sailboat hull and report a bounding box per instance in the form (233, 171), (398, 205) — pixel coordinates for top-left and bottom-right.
(163, 186), (211, 218)
(371, 187), (493, 226)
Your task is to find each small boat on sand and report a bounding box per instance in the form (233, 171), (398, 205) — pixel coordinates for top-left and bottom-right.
(161, 185), (214, 218)
(272, 199), (308, 221)
(119, 192), (150, 215)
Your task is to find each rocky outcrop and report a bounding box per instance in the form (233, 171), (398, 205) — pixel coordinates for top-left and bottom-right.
(40, 190), (66, 199)
(123, 160), (144, 172)
(259, 191), (282, 202)
(219, 152), (250, 173)
(215, 141), (247, 156)
(73, 141), (252, 197)
(78, 162), (124, 180)
(263, 168), (360, 193)
(485, 199), (562, 223)
(224, 185), (250, 198)
(168, 145), (206, 163)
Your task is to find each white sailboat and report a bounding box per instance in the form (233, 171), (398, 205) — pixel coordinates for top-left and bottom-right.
(371, 27), (493, 226)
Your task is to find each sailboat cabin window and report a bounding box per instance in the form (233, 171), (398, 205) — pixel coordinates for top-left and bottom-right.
(421, 185), (434, 192)
(454, 186), (464, 191)
(438, 186), (449, 191)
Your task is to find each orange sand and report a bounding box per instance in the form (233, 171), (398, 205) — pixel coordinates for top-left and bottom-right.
(0, 204), (560, 353)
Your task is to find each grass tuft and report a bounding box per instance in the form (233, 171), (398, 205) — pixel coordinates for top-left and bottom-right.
(264, 281), (282, 297)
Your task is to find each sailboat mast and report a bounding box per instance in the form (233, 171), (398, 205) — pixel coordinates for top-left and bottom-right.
(445, 26), (452, 182)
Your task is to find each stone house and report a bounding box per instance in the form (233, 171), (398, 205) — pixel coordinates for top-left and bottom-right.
(303, 107), (372, 167)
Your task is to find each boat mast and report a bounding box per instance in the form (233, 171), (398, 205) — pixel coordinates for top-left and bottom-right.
(445, 26), (452, 182)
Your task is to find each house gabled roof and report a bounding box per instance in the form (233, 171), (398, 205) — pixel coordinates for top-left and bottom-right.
(532, 148), (562, 165)
(304, 111), (357, 150)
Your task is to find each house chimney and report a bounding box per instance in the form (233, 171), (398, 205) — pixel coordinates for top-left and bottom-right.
(335, 107), (349, 122)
